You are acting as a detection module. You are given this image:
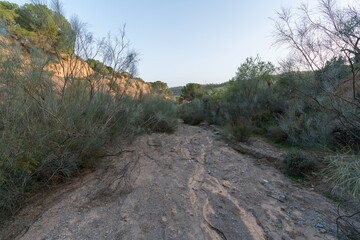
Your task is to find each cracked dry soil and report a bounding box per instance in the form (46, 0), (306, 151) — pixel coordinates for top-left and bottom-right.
(0, 123), (352, 239)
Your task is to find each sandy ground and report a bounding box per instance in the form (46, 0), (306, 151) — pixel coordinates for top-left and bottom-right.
(0, 123), (356, 239)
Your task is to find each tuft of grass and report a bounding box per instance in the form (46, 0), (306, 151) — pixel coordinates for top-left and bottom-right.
(324, 154), (360, 200)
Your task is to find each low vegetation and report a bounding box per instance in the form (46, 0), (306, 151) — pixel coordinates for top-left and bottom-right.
(282, 152), (316, 178)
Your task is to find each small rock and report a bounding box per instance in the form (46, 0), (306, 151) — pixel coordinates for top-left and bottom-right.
(316, 223), (324, 228)
(192, 187), (197, 190)
(318, 228), (327, 233)
(278, 194), (286, 200)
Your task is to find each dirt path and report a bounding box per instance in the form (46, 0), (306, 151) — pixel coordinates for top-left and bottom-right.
(0, 123), (350, 239)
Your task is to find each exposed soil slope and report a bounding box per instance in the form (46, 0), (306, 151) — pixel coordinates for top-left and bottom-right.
(0, 123), (354, 239)
(0, 35), (152, 97)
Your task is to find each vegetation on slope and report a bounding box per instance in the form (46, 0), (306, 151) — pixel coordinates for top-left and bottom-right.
(149, 80), (173, 96)
(0, 0), (178, 220)
(0, 1), (74, 52)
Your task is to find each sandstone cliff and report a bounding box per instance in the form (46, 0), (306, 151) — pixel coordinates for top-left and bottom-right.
(48, 56), (151, 97)
(1, 36), (151, 97)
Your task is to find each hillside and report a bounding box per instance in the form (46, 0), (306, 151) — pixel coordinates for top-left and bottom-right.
(48, 58), (151, 97)
(6, 35), (152, 97)
(0, 1), (151, 97)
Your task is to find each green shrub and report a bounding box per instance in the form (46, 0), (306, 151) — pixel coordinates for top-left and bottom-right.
(180, 99), (205, 125)
(180, 83), (204, 102)
(138, 95), (178, 133)
(201, 96), (222, 125)
(11, 2), (74, 52)
(226, 119), (252, 142)
(282, 151), (316, 177)
(278, 100), (335, 149)
(149, 81), (172, 95)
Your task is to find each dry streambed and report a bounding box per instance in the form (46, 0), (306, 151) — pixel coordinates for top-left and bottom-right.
(0, 123), (356, 239)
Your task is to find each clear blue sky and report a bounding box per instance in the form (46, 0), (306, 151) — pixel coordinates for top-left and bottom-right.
(10, 0), (354, 87)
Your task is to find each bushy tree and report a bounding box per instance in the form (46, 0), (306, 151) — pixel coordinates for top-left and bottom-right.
(0, 1), (18, 25)
(0, 2), (74, 52)
(224, 56), (276, 122)
(180, 83), (204, 101)
(15, 3), (58, 50)
(231, 56), (276, 85)
(149, 80), (172, 95)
